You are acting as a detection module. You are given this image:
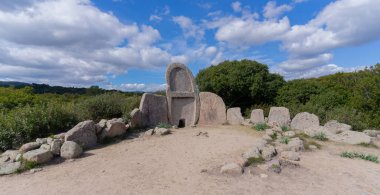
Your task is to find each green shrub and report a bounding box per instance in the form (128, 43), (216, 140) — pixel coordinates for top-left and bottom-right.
(340, 151), (379, 163)
(156, 123), (172, 129)
(357, 142), (378, 148)
(280, 137), (290, 144)
(247, 156), (265, 166)
(312, 132), (328, 141)
(281, 125), (289, 132)
(254, 123), (269, 131)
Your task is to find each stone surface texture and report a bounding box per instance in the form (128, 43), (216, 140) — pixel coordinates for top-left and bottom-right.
(198, 92), (226, 125)
(60, 141), (83, 159)
(220, 163), (243, 175)
(324, 120), (352, 134)
(329, 131), (371, 145)
(227, 107), (244, 125)
(268, 107), (290, 126)
(139, 93), (169, 127)
(0, 162), (21, 175)
(19, 142), (41, 153)
(166, 63), (199, 127)
(100, 118), (127, 139)
(65, 120), (98, 149)
(130, 108), (142, 128)
(291, 112), (319, 131)
(23, 149), (53, 164)
(250, 109), (265, 124)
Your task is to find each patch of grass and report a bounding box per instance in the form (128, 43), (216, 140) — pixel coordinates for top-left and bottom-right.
(253, 123), (269, 131)
(247, 156), (265, 166)
(16, 159), (39, 173)
(156, 123), (172, 129)
(357, 142), (378, 149)
(312, 132), (328, 141)
(340, 151), (379, 163)
(270, 132), (278, 140)
(297, 132), (322, 150)
(280, 136), (290, 144)
(281, 125), (289, 132)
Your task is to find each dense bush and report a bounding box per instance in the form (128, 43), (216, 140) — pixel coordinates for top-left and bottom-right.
(196, 60), (285, 110)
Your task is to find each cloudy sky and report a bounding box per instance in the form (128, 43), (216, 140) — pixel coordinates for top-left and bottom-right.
(0, 0), (379, 91)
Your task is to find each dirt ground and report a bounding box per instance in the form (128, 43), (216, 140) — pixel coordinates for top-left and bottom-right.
(1, 125), (380, 195)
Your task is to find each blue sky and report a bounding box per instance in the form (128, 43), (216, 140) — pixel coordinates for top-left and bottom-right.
(0, 0), (379, 91)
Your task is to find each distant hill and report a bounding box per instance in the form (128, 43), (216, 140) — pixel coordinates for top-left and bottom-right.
(0, 81), (142, 95)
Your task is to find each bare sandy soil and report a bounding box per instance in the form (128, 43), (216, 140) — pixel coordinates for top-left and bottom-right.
(1, 125), (380, 195)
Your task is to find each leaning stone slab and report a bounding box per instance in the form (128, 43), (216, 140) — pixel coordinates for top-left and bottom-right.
(60, 141), (83, 159)
(19, 142), (41, 153)
(227, 107), (244, 125)
(198, 92), (226, 125)
(65, 120), (98, 149)
(324, 120), (352, 134)
(23, 149), (53, 164)
(291, 112), (319, 131)
(139, 93), (169, 127)
(99, 118), (127, 140)
(130, 108), (142, 128)
(250, 109), (265, 124)
(0, 162), (21, 175)
(166, 63), (200, 127)
(268, 107), (290, 126)
(329, 131), (371, 145)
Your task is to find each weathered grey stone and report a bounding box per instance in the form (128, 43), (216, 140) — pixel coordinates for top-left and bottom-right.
(50, 139), (62, 155)
(261, 145), (276, 161)
(97, 119), (107, 132)
(279, 158), (300, 168)
(47, 137), (53, 145)
(198, 92), (226, 125)
(139, 93), (169, 127)
(166, 63), (199, 127)
(329, 131), (371, 145)
(242, 119), (252, 126)
(288, 137), (304, 152)
(227, 107), (244, 125)
(0, 162), (21, 175)
(262, 134), (272, 141)
(23, 149), (53, 164)
(291, 112), (319, 131)
(220, 163), (243, 175)
(1, 150), (20, 162)
(155, 127), (170, 136)
(144, 129), (154, 136)
(130, 108), (142, 128)
(100, 118), (127, 140)
(280, 151), (300, 161)
(268, 107), (290, 126)
(65, 120), (97, 149)
(363, 130), (380, 137)
(36, 138), (48, 145)
(242, 146), (261, 159)
(309, 145), (318, 150)
(40, 144), (51, 151)
(257, 159), (281, 173)
(53, 133), (66, 140)
(250, 109), (265, 124)
(283, 131), (296, 137)
(324, 120), (352, 134)
(19, 142), (41, 153)
(265, 129), (274, 136)
(60, 141), (83, 159)
(0, 156), (9, 164)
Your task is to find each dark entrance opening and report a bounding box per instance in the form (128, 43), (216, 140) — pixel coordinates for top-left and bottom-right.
(178, 119), (185, 128)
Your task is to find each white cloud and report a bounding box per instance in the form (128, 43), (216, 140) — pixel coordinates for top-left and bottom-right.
(231, 2), (242, 12)
(149, 5), (170, 23)
(0, 0), (180, 86)
(172, 16), (204, 40)
(263, 1), (292, 19)
(149, 15), (162, 22)
(116, 83), (166, 92)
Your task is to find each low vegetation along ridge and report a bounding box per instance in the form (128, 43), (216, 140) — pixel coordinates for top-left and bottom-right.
(0, 60), (379, 151)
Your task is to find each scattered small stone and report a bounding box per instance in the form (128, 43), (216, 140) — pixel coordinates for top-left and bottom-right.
(220, 163), (243, 175)
(279, 158), (300, 168)
(200, 169), (207, 173)
(19, 142), (41, 153)
(195, 131), (209, 137)
(29, 168), (43, 174)
(280, 151), (300, 161)
(284, 131), (296, 137)
(309, 145), (318, 150)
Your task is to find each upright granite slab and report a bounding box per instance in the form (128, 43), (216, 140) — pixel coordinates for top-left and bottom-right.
(166, 63), (200, 127)
(227, 107), (244, 125)
(268, 107), (290, 126)
(139, 93), (168, 127)
(198, 92), (226, 125)
(250, 109), (265, 124)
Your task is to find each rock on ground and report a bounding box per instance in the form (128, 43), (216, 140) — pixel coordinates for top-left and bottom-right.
(50, 139), (62, 155)
(36, 138), (48, 145)
(261, 145), (276, 161)
(0, 162), (21, 175)
(227, 107), (244, 125)
(130, 108), (142, 128)
(198, 92), (227, 125)
(144, 129), (154, 136)
(19, 142), (41, 153)
(100, 118), (128, 140)
(139, 93), (169, 127)
(290, 112), (319, 131)
(280, 151), (300, 161)
(60, 141), (83, 159)
(363, 130), (380, 137)
(23, 149), (53, 164)
(1, 150), (20, 162)
(324, 120), (352, 134)
(268, 107), (290, 126)
(65, 120), (98, 149)
(250, 109), (265, 124)
(220, 163), (243, 175)
(155, 128), (170, 136)
(329, 131), (371, 145)
(284, 131), (296, 137)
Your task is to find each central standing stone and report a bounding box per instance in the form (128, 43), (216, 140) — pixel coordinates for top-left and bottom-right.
(166, 63), (200, 127)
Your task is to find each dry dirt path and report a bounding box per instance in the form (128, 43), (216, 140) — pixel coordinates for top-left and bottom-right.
(1, 126), (380, 195)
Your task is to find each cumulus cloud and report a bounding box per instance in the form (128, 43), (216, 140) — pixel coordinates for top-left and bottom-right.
(172, 16), (204, 40)
(149, 5), (170, 22)
(114, 83), (166, 92)
(0, 0), (179, 86)
(231, 2), (242, 12)
(263, 1), (292, 19)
